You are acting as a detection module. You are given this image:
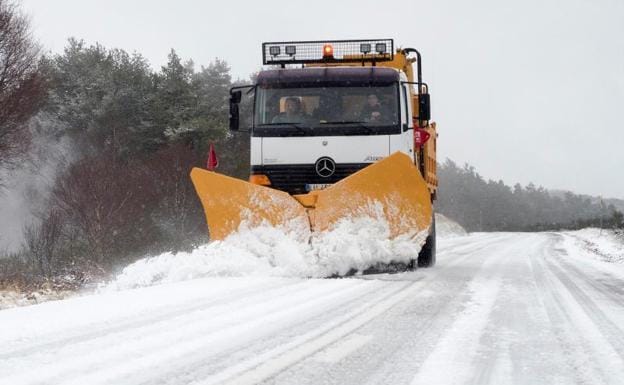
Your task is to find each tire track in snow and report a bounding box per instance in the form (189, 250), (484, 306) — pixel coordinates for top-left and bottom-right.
(1, 233), (505, 385)
(74, 279), (396, 385)
(149, 234), (514, 385)
(530, 234), (624, 384)
(408, 233), (524, 385)
(201, 281), (419, 385)
(528, 242), (604, 385)
(546, 257), (624, 359)
(436, 232), (507, 260)
(258, 233), (521, 385)
(0, 280), (301, 361)
(465, 235), (547, 385)
(7, 232), (604, 385)
(245, 233), (519, 385)
(17, 280), (391, 385)
(1, 279), (375, 385)
(549, 234), (624, 314)
(545, 234), (624, 358)
(130, 280), (401, 385)
(356, 233), (523, 385)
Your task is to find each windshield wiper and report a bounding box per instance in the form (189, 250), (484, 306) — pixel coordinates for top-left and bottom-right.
(319, 120), (373, 134)
(256, 122), (307, 134)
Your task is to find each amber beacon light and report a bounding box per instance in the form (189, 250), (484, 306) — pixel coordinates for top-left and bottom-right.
(322, 44), (334, 58)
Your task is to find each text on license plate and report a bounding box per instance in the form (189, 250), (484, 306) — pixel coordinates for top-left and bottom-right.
(305, 183), (333, 191)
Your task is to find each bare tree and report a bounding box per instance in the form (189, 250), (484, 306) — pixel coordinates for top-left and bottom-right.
(23, 209), (63, 277)
(0, 0), (46, 177)
(147, 144), (207, 250)
(52, 153), (156, 270)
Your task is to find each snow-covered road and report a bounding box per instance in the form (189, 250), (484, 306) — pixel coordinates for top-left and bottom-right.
(1, 232), (624, 385)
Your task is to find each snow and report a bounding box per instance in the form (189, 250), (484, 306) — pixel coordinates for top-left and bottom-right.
(109, 215), (429, 290)
(0, 213), (466, 308)
(435, 213), (468, 238)
(0, 289), (71, 309)
(560, 228), (624, 264)
(1, 231), (624, 384)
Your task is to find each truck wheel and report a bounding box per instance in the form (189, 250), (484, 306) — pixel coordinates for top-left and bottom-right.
(417, 214), (436, 268)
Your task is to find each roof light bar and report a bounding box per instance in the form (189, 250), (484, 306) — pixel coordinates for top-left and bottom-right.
(269, 46), (280, 56)
(285, 45), (296, 56)
(262, 39), (394, 65)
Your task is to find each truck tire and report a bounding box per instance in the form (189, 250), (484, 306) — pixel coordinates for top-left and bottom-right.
(417, 214), (436, 268)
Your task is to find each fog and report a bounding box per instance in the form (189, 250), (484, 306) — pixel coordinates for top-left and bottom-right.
(0, 125), (72, 253)
(19, 0), (624, 199)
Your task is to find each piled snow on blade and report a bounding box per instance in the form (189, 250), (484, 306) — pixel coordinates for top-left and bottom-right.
(435, 213), (467, 238)
(310, 216), (428, 276)
(109, 215), (428, 290)
(561, 228), (624, 264)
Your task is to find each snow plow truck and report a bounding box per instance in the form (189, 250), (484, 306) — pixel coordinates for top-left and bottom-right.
(190, 39), (439, 268)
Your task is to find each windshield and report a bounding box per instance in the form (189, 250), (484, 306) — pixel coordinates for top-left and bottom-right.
(254, 84), (399, 136)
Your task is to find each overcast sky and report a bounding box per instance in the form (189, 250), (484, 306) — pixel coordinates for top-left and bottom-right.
(20, 0), (624, 198)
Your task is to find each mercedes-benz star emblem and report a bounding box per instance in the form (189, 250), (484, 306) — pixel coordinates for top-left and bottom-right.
(315, 157), (336, 178)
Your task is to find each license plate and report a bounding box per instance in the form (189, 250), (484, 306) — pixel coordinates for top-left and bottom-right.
(305, 183), (333, 191)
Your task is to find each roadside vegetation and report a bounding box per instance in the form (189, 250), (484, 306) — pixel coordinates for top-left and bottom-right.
(0, 38), (253, 291)
(0, 1), (250, 292)
(1, 0), (622, 295)
(437, 160), (624, 232)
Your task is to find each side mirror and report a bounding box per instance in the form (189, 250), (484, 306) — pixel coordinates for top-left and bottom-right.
(419, 93), (431, 121)
(231, 90), (242, 104)
(229, 91), (242, 131)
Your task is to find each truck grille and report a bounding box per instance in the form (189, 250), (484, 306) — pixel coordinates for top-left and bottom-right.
(251, 163), (369, 194)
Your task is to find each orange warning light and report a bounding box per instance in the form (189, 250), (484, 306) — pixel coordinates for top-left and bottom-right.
(322, 44), (334, 58)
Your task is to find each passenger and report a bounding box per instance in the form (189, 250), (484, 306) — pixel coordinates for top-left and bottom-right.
(360, 94), (385, 123)
(272, 97), (306, 123)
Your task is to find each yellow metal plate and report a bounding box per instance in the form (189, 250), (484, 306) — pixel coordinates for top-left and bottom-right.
(190, 169), (310, 241)
(191, 152), (432, 242)
(312, 152), (432, 239)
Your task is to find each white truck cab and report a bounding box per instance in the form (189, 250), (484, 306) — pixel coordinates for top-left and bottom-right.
(247, 67), (414, 194)
(228, 39), (435, 197)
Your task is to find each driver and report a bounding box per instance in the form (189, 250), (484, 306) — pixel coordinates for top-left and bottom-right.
(360, 94), (385, 123)
(272, 97), (306, 123)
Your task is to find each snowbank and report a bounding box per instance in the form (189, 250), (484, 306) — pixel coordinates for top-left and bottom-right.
(0, 289), (72, 310)
(435, 213), (467, 238)
(109, 215), (429, 290)
(561, 228), (624, 264)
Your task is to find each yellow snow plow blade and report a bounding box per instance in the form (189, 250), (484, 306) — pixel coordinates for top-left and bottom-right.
(307, 152), (432, 238)
(190, 152), (432, 241)
(189, 169), (310, 241)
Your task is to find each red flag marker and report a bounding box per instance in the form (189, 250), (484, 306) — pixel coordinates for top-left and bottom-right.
(206, 143), (219, 171)
(414, 128), (431, 147)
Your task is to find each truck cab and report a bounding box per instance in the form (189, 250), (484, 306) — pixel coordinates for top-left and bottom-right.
(230, 39), (437, 200)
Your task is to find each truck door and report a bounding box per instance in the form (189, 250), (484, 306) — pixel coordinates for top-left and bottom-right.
(389, 82), (415, 159)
